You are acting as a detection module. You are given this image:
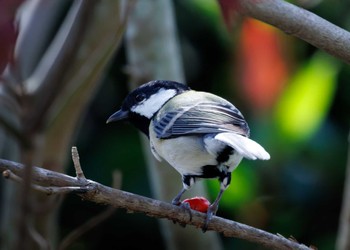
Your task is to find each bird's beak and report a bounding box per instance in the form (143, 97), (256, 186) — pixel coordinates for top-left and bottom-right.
(106, 109), (129, 123)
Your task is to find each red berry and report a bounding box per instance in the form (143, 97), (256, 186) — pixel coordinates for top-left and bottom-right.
(182, 196), (210, 213)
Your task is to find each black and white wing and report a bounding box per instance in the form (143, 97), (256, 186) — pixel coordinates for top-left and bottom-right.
(152, 91), (270, 160)
(153, 91), (250, 139)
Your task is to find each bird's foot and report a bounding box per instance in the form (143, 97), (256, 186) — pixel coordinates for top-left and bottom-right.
(171, 198), (181, 206)
(171, 199), (193, 227)
(202, 203), (218, 232)
(180, 201), (193, 222)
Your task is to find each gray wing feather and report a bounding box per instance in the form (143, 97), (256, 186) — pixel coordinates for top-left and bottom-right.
(153, 102), (250, 139)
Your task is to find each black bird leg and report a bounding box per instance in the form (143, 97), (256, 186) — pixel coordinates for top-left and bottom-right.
(172, 187), (193, 225)
(203, 172), (231, 232)
(172, 175), (195, 205)
(172, 187), (187, 206)
(172, 176), (196, 224)
(202, 189), (224, 232)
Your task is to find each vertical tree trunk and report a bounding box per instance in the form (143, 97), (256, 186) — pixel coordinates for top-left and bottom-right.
(336, 132), (350, 250)
(0, 90), (21, 249)
(125, 1), (222, 249)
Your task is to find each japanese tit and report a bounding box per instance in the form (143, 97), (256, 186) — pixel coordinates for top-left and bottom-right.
(107, 80), (270, 228)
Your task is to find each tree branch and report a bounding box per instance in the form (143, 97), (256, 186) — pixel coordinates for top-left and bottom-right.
(238, 0), (350, 64)
(0, 155), (313, 250)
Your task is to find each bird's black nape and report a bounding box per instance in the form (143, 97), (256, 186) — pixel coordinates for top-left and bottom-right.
(140, 80), (191, 93)
(121, 80), (190, 116)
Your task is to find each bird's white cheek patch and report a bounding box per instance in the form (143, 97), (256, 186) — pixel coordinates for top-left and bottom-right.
(131, 89), (177, 118)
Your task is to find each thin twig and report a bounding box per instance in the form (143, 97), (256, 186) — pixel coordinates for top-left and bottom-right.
(71, 146), (86, 181)
(0, 158), (312, 250)
(27, 222), (51, 250)
(58, 207), (116, 250)
(58, 206), (116, 250)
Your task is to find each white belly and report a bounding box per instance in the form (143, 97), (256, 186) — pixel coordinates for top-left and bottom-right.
(149, 127), (216, 176)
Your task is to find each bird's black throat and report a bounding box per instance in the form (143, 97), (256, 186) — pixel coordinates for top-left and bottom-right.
(129, 112), (151, 137)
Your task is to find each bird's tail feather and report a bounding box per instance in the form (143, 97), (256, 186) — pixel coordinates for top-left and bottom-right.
(215, 133), (270, 160)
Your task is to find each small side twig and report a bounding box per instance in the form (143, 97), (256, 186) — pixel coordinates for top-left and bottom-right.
(27, 222), (51, 250)
(71, 146), (86, 181)
(58, 207), (116, 250)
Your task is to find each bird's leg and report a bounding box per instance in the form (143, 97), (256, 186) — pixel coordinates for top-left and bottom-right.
(172, 175), (195, 205)
(171, 187), (193, 225)
(172, 187), (187, 206)
(203, 172), (231, 232)
(203, 189), (224, 231)
(172, 176), (195, 224)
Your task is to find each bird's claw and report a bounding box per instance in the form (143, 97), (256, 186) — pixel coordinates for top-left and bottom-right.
(172, 200), (193, 227)
(180, 201), (193, 222)
(171, 198), (181, 206)
(202, 203), (218, 232)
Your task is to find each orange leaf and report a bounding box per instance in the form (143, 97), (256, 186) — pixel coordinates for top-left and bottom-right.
(236, 18), (290, 112)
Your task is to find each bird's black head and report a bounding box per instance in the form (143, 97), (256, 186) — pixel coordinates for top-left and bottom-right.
(107, 80), (190, 136)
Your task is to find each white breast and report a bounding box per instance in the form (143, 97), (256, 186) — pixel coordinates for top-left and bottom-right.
(149, 122), (216, 176)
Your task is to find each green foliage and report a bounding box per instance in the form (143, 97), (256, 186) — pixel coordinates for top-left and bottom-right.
(207, 162), (258, 210)
(274, 52), (339, 145)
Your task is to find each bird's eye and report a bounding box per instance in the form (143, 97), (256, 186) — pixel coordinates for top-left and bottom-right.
(135, 93), (146, 102)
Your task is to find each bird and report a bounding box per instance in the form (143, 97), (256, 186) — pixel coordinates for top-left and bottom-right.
(107, 80), (270, 229)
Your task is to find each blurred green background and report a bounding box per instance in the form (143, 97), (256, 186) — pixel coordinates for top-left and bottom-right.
(56, 1), (349, 249)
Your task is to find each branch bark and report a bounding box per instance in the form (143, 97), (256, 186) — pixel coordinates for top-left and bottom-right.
(0, 158), (313, 250)
(238, 0), (350, 64)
